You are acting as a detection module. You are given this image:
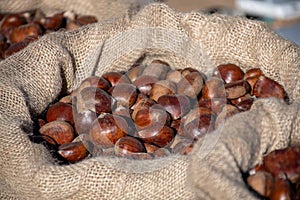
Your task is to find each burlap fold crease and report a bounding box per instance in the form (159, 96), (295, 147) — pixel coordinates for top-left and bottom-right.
(0, 3), (300, 199)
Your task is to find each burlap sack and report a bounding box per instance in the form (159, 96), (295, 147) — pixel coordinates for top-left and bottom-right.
(0, 3), (300, 199)
(0, 0), (155, 20)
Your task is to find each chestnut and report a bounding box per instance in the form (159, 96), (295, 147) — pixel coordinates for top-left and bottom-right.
(215, 104), (241, 128)
(1, 14), (27, 34)
(225, 80), (250, 99)
(244, 68), (263, 80)
(133, 104), (171, 130)
(101, 71), (130, 86)
(131, 94), (156, 119)
(263, 146), (300, 183)
(245, 76), (259, 95)
(253, 76), (287, 101)
(165, 69), (182, 84)
(269, 175), (293, 200)
(182, 114), (215, 140)
(137, 125), (174, 147)
(58, 141), (88, 163)
(39, 121), (75, 145)
(109, 83), (137, 107)
(40, 12), (66, 30)
(144, 143), (160, 153)
(177, 71), (204, 98)
(171, 139), (194, 155)
(114, 136), (146, 157)
(133, 75), (159, 96)
(3, 35), (38, 58)
(46, 102), (74, 125)
(126, 64), (145, 82)
(89, 113), (128, 148)
(150, 80), (177, 102)
(9, 23), (42, 44)
(201, 77), (226, 99)
(198, 97), (227, 113)
(74, 109), (98, 135)
(76, 15), (98, 26)
(142, 60), (171, 80)
(76, 87), (116, 114)
(77, 76), (111, 92)
(236, 97), (255, 111)
(157, 94), (191, 120)
(152, 148), (171, 158)
(213, 63), (244, 83)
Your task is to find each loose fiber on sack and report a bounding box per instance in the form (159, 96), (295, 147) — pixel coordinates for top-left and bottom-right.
(0, 3), (300, 199)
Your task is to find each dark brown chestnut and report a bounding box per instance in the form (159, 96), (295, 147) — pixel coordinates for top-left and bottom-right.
(269, 175), (293, 200)
(142, 60), (171, 80)
(114, 136), (146, 157)
(137, 125), (174, 147)
(58, 141), (88, 163)
(74, 109), (98, 135)
(89, 113), (128, 148)
(133, 104), (171, 130)
(39, 12), (65, 30)
(9, 23), (42, 44)
(76, 15), (98, 26)
(109, 83), (138, 107)
(39, 121), (75, 145)
(150, 80), (177, 102)
(157, 94), (191, 120)
(225, 80), (250, 99)
(253, 76), (287, 101)
(101, 71), (131, 86)
(133, 75), (159, 96)
(244, 68), (263, 80)
(177, 71), (204, 98)
(213, 63), (244, 83)
(77, 87), (116, 114)
(201, 77), (226, 99)
(46, 102), (74, 125)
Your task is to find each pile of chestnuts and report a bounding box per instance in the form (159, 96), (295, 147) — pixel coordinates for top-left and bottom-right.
(0, 9), (98, 59)
(246, 146), (300, 199)
(32, 60), (288, 164)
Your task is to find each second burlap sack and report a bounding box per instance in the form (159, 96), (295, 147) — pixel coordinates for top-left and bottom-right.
(0, 3), (300, 199)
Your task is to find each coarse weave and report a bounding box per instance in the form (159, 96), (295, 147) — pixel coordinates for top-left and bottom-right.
(0, 2), (300, 200)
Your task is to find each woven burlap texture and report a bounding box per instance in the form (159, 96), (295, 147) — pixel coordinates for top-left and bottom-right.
(0, 0), (155, 20)
(0, 3), (300, 199)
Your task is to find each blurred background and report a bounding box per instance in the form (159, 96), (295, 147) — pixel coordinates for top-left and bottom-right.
(164, 0), (300, 45)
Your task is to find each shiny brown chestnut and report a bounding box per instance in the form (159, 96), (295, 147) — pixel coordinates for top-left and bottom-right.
(137, 125), (174, 148)
(39, 12), (65, 30)
(269, 175), (293, 200)
(46, 102), (74, 125)
(131, 94), (156, 120)
(253, 76), (287, 101)
(165, 69), (182, 84)
(77, 86), (116, 114)
(133, 104), (171, 130)
(9, 23), (42, 44)
(89, 113), (128, 148)
(77, 76), (111, 92)
(39, 121), (75, 145)
(263, 146), (300, 184)
(58, 141), (88, 163)
(177, 71), (204, 98)
(182, 114), (215, 140)
(74, 109), (98, 135)
(150, 80), (177, 102)
(142, 60), (171, 80)
(213, 63), (244, 83)
(114, 136), (146, 157)
(244, 68), (263, 80)
(225, 80), (250, 100)
(3, 35), (38, 58)
(157, 94), (191, 120)
(1, 14), (27, 34)
(109, 83), (138, 107)
(101, 71), (131, 86)
(201, 77), (226, 99)
(133, 75), (159, 96)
